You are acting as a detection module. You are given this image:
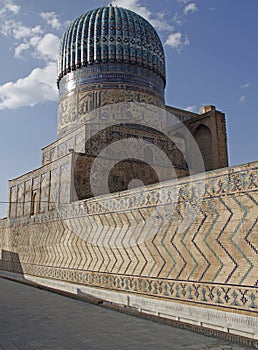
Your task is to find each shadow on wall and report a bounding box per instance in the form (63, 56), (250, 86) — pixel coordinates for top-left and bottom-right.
(0, 250), (25, 279)
(76, 288), (131, 310)
(77, 288), (105, 305)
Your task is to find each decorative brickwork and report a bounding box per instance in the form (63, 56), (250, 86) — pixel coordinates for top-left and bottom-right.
(58, 84), (164, 137)
(1, 162), (258, 318)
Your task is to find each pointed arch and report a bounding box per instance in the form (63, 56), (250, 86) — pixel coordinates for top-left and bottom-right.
(193, 124), (212, 170)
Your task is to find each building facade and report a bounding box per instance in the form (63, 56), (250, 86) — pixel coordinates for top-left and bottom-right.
(2, 6), (257, 345)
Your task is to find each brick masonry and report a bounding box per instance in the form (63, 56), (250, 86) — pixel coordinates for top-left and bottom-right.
(0, 161), (258, 339)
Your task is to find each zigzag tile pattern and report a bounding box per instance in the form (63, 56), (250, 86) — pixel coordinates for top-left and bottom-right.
(0, 163), (258, 314)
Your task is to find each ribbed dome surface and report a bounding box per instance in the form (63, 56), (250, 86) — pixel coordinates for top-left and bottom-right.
(57, 6), (165, 86)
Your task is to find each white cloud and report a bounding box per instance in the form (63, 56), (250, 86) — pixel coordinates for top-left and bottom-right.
(111, 0), (151, 20)
(0, 1), (60, 111)
(150, 12), (173, 31)
(184, 3), (198, 15)
(0, 62), (58, 110)
(14, 42), (30, 58)
(172, 13), (184, 26)
(165, 32), (189, 51)
(0, 0), (20, 16)
(40, 11), (61, 30)
(0, 1), (42, 41)
(240, 82), (251, 88)
(13, 32), (60, 61)
(186, 105), (197, 113)
(239, 95), (246, 103)
(4, 0), (20, 15)
(0, 18), (42, 39)
(33, 33), (60, 61)
(0, 4), (59, 62)
(14, 23), (42, 39)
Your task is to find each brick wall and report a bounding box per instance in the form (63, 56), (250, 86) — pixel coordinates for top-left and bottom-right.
(1, 161), (257, 338)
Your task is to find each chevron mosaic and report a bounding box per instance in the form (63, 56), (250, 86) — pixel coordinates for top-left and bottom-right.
(0, 162), (258, 317)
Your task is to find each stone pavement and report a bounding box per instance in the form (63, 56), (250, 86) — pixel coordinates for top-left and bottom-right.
(0, 277), (252, 350)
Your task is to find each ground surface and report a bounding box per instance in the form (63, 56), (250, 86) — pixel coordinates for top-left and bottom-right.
(0, 277), (252, 350)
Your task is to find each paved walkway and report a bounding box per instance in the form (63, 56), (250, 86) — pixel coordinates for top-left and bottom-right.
(0, 277), (251, 350)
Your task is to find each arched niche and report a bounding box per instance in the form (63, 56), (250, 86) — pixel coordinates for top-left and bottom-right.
(30, 191), (38, 216)
(193, 124), (212, 170)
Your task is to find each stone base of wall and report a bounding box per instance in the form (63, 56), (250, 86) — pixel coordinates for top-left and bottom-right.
(1, 270), (257, 348)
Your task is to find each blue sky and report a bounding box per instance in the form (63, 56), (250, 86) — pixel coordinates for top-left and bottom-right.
(0, 0), (257, 217)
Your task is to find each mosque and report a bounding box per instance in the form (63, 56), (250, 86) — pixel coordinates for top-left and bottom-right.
(1, 6), (258, 345)
(8, 5), (228, 216)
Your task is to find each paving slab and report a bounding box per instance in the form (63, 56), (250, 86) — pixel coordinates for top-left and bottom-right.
(0, 277), (251, 350)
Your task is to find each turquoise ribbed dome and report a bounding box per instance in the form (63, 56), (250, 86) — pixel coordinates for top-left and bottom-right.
(57, 6), (166, 87)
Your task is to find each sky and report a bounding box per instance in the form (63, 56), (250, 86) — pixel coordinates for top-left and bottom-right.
(0, 0), (257, 217)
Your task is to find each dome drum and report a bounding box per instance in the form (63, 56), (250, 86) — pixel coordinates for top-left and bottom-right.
(57, 64), (165, 138)
(58, 63), (165, 98)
